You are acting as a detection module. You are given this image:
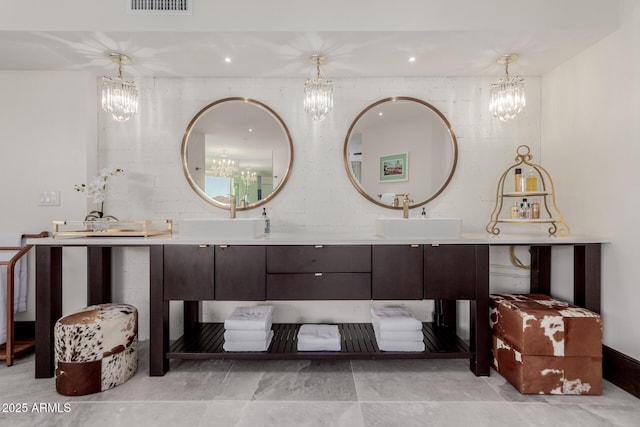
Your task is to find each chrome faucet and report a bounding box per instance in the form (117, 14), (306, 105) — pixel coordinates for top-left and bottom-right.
(402, 193), (413, 218)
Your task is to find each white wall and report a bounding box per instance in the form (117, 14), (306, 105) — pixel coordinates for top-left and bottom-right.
(0, 71), (97, 320)
(96, 76), (541, 339)
(3, 71), (549, 341)
(102, 77), (542, 233)
(542, 2), (640, 359)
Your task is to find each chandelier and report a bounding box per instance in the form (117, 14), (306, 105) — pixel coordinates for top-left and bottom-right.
(209, 150), (236, 177)
(240, 169), (257, 188)
(304, 54), (333, 121)
(489, 54), (526, 122)
(101, 52), (138, 122)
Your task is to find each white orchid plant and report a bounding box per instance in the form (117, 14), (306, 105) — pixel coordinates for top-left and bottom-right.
(74, 168), (124, 220)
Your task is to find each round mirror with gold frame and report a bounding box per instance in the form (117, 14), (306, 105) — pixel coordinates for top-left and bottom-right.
(344, 96), (458, 209)
(181, 97), (294, 211)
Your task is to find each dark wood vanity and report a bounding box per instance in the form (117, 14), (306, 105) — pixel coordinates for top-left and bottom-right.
(32, 236), (602, 380)
(150, 243), (488, 377)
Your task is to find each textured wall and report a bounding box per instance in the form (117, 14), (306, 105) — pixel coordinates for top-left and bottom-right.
(97, 76), (542, 339)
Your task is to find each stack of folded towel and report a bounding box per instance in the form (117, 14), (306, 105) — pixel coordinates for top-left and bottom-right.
(223, 305), (274, 352)
(296, 324), (341, 351)
(371, 306), (425, 352)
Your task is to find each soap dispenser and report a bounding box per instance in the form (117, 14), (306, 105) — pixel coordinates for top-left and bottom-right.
(262, 208), (271, 235)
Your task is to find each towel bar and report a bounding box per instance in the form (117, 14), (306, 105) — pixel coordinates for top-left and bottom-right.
(0, 231), (48, 366)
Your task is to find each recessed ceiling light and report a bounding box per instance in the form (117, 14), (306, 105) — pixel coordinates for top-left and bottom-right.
(224, 57), (232, 63)
(408, 57), (416, 63)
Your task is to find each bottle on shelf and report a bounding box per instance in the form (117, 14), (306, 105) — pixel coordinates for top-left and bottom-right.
(531, 199), (540, 219)
(526, 168), (538, 192)
(510, 201), (520, 219)
(515, 168), (523, 192)
(262, 208), (271, 235)
(520, 198), (531, 219)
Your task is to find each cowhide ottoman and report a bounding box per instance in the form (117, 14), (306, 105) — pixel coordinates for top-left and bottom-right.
(54, 303), (138, 396)
(490, 294), (602, 395)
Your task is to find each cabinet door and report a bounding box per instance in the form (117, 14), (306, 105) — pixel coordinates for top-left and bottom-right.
(372, 245), (423, 300)
(424, 244), (476, 300)
(164, 245), (215, 300)
(215, 245), (266, 301)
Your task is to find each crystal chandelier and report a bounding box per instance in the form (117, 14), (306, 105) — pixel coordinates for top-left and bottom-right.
(240, 169), (257, 188)
(489, 54), (526, 122)
(101, 52), (138, 122)
(209, 150), (236, 177)
(304, 54), (333, 121)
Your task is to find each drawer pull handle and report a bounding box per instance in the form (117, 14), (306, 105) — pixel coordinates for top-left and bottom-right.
(315, 245), (323, 248)
(219, 245), (228, 248)
(411, 244), (419, 248)
(431, 244), (440, 247)
(199, 244), (209, 248)
(314, 272), (323, 277)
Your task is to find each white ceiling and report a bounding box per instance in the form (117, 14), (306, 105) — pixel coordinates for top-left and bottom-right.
(0, 0), (624, 78)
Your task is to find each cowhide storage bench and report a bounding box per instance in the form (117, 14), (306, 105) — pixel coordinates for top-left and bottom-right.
(490, 294), (602, 395)
(54, 303), (138, 396)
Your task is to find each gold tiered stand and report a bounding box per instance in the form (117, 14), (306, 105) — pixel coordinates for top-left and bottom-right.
(486, 145), (569, 237)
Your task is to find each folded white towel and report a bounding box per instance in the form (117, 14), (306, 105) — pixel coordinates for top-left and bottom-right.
(376, 339), (425, 352)
(224, 329), (272, 342)
(223, 330), (274, 352)
(297, 324), (341, 351)
(297, 340), (341, 352)
(370, 306), (422, 331)
(380, 193), (396, 205)
(372, 321), (423, 341)
(374, 329), (425, 352)
(0, 233), (26, 346)
(298, 324), (340, 340)
(224, 305), (273, 331)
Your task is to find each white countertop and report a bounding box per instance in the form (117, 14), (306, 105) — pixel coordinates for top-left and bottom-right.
(28, 232), (607, 246)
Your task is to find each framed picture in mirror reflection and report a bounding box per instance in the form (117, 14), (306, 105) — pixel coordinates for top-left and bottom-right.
(379, 152), (408, 182)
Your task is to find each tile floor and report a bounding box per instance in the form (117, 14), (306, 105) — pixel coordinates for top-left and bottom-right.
(1, 342), (638, 427)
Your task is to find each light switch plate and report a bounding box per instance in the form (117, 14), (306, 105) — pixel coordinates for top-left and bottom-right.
(38, 191), (60, 206)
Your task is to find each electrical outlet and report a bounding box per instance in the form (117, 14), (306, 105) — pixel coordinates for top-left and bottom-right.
(38, 191), (60, 206)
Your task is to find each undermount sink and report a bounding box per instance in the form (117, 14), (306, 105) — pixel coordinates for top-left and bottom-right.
(180, 218), (264, 239)
(375, 217), (462, 240)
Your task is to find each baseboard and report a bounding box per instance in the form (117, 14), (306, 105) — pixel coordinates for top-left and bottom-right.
(14, 321), (35, 340)
(603, 345), (640, 399)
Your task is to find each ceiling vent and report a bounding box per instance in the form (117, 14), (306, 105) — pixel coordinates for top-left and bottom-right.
(126, 0), (193, 15)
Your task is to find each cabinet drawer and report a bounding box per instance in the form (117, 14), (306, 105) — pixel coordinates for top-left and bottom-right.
(266, 273), (371, 300)
(164, 245), (215, 300)
(266, 245), (371, 273)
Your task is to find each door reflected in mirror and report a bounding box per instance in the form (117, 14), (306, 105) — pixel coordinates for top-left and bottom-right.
(344, 97), (458, 209)
(181, 98), (293, 210)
